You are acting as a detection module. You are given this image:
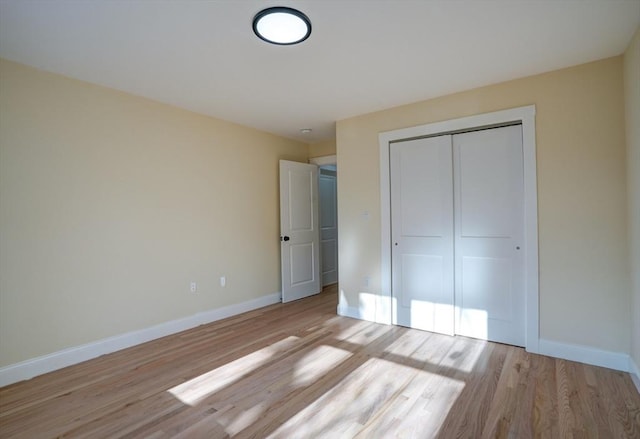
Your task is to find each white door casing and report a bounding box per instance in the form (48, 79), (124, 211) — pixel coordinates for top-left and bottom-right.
(390, 135), (455, 334)
(453, 125), (525, 346)
(279, 160), (321, 302)
(319, 168), (338, 286)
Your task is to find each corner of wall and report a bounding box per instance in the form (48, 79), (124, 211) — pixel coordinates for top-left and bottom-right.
(538, 339), (630, 372)
(624, 25), (640, 381)
(308, 139), (337, 159)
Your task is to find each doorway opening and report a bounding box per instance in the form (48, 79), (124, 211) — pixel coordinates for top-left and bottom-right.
(310, 155), (338, 290)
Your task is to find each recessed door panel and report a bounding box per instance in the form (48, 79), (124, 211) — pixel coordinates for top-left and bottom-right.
(458, 141), (512, 237)
(460, 256), (512, 322)
(399, 144), (446, 237)
(400, 254), (444, 308)
(319, 175), (337, 229)
(321, 239), (337, 271)
(290, 243), (314, 285)
(289, 170), (314, 232)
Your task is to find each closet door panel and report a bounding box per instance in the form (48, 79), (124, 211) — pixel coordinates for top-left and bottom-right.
(390, 135), (454, 335)
(458, 140), (513, 237)
(453, 125), (525, 346)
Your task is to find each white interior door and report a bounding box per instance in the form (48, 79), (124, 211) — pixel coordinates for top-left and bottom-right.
(390, 135), (455, 334)
(319, 168), (338, 286)
(453, 125), (525, 346)
(279, 160), (321, 302)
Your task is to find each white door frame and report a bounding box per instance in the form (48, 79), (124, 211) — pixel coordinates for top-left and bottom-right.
(379, 105), (539, 354)
(309, 155), (337, 167)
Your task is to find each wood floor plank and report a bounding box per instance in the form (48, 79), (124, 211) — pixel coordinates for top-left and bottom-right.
(1, 284), (639, 438)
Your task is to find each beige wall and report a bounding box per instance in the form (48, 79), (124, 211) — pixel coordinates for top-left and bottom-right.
(0, 59), (308, 367)
(624, 27), (640, 369)
(337, 57), (630, 353)
(308, 139), (337, 159)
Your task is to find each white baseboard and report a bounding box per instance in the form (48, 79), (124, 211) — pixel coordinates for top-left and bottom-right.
(337, 302), (363, 320)
(629, 357), (640, 394)
(0, 292), (281, 387)
(336, 299), (383, 323)
(538, 339), (630, 372)
(336, 295), (391, 325)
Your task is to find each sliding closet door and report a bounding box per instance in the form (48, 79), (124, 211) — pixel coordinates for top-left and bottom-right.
(453, 125), (525, 346)
(390, 135), (454, 335)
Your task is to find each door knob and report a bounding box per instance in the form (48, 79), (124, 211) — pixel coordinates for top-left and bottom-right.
(281, 236), (290, 242)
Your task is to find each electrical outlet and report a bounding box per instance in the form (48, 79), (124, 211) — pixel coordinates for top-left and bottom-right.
(190, 281), (197, 293)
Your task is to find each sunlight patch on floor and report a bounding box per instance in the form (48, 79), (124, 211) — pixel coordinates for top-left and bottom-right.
(331, 318), (375, 341)
(292, 345), (352, 386)
(335, 319), (394, 344)
(442, 337), (487, 374)
(269, 357), (467, 438)
(218, 403), (267, 436)
(209, 345), (355, 436)
(167, 336), (300, 406)
(399, 374), (466, 437)
(266, 357), (418, 438)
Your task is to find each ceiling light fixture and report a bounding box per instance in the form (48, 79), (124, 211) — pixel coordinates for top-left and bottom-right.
(300, 128), (312, 134)
(252, 7), (311, 45)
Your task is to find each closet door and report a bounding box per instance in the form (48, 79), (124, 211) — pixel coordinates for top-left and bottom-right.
(453, 125), (525, 346)
(390, 135), (454, 335)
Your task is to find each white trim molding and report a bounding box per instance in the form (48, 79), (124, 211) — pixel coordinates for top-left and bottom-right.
(378, 105), (540, 353)
(337, 287), (386, 323)
(309, 155), (337, 166)
(630, 357), (640, 393)
(336, 304), (365, 321)
(538, 339), (630, 373)
(0, 292), (281, 387)
(336, 302), (390, 324)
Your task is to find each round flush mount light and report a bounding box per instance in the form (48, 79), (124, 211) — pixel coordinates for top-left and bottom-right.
(252, 7), (311, 45)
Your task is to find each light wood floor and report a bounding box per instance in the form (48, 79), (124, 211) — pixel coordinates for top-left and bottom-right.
(1, 285), (639, 438)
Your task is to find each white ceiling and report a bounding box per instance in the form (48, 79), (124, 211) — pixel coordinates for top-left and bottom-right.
(1, 1), (638, 143)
